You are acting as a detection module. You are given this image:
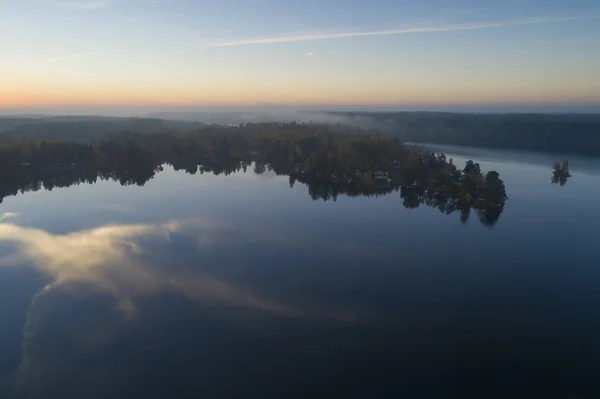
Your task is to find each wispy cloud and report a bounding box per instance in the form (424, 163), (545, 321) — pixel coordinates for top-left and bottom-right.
(305, 52), (315, 57)
(0, 217), (355, 321)
(0, 212), (19, 223)
(56, 0), (115, 9)
(39, 51), (102, 65)
(1, 217), (348, 384)
(208, 14), (596, 47)
(119, 15), (203, 38)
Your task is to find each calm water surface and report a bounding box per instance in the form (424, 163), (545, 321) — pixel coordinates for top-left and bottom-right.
(1, 145), (600, 398)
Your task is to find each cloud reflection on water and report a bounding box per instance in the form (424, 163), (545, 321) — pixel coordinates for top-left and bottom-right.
(0, 213), (354, 320)
(0, 215), (305, 317)
(0, 213), (355, 392)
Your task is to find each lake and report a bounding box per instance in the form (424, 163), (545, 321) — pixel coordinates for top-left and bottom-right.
(1, 144), (600, 398)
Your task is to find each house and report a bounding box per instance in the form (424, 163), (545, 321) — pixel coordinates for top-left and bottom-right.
(374, 170), (389, 180)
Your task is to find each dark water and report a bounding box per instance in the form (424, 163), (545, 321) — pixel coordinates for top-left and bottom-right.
(1, 145), (599, 398)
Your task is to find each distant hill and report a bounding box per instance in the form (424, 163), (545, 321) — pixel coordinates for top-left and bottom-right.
(322, 112), (600, 156)
(0, 117), (41, 132)
(0, 116), (197, 142)
(146, 111), (288, 125)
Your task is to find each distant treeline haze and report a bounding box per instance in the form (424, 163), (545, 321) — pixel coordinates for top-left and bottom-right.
(325, 112), (600, 156)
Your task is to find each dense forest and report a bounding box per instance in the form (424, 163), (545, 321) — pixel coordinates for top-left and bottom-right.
(3, 112), (599, 156)
(0, 116), (196, 141)
(325, 112), (600, 156)
(0, 123), (507, 226)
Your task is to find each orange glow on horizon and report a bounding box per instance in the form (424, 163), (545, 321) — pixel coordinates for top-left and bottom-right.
(2, 82), (599, 109)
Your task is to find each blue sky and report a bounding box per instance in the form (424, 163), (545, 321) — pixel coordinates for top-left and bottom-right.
(1, 0), (599, 111)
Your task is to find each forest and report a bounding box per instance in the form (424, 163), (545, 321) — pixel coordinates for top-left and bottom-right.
(0, 123), (507, 225)
(0, 116), (196, 141)
(325, 112), (600, 156)
(3, 112), (599, 156)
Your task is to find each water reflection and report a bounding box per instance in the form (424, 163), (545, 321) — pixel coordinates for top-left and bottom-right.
(0, 142), (599, 397)
(552, 160), (572, 186)
(0, 140), (507, 226)
(1, 213), (359, 395)
(0, 214), (351, 320)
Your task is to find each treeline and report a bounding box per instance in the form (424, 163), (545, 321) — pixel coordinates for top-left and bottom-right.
(0, 124), (507, 226)
(326, 112), (600, 156)
(0, 116), (196, 141)
(3, 112), (600, 156)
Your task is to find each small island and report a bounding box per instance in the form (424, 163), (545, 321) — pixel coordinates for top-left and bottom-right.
(552, 160), (571, 186)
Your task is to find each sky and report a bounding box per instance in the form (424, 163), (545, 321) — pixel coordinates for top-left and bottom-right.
(1, 0), (600, 112)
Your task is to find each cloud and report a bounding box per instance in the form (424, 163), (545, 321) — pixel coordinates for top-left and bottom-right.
(305, 52), (315, 57)
(38, 51), (102, 65)
(119, 14), (204, 38)
(0, 218), (352, 319)
(0, 220), (184, 282)
(208, 14), (596, 47)
(0, 212), (19, 222)
(0, 215), (359, 372)
(2, 217), (357, 388)
(56, 0), (115, 9)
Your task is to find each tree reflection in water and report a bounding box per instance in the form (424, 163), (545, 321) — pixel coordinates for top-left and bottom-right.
(0, 127), (507, 226)
(552, 160), (571, 186)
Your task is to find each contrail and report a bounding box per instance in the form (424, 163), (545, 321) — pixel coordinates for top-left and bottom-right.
(39, 51), (102, 65)
(207, 14), (595, 47)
